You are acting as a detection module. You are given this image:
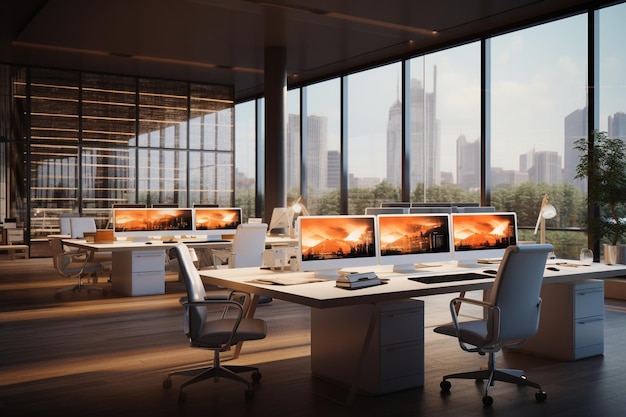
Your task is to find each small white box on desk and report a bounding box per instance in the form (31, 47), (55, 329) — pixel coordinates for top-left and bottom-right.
(263, 248), (287, 268)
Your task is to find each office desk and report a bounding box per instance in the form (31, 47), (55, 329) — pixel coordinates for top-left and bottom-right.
(199, 262), (626, 402)
(63, 239), (232, 296)
(62, 236), (298, 296)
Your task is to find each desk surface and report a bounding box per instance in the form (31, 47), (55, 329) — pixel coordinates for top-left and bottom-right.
(62, 235), (297, 252)
(199, 261), (626, 309)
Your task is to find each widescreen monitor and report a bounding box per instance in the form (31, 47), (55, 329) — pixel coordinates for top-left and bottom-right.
(377, 213), (453, 272)
(451, 212), (518, 267)
(298, 215), (379, 278)
(194, 207), (242, 239)
(113, 208), (193, 239)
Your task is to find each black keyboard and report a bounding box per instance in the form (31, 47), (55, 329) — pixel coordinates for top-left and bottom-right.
(409, 272), (492, 284)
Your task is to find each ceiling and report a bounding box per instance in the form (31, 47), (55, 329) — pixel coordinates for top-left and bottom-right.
(0, 0), (611, 100)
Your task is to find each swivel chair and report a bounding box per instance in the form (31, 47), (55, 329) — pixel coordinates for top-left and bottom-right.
(50, 237), (106, 299)
(433, 244), (553, 407)
(163, 243), (267, 402)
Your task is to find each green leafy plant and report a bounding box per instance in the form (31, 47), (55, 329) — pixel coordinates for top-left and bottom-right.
(574, 131), (626, 246)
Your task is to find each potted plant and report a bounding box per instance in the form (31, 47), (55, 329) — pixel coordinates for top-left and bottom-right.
(574, 131), (626, 264)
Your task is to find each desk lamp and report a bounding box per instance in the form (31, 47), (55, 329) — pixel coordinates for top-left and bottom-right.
(288, 197), (309, 238)
(533, 194), (557, 244)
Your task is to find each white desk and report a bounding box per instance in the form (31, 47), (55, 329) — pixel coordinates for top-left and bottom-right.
(62, 236), (298, 296)
(199, 261), (626, 403)
(63, 239), (232, 296)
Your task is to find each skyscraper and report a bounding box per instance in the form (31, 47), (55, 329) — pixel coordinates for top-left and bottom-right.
(608, 111), (626, 142)
(385, 71), (439, 191)
(456, 134), (480, 190)
(564, 107), (587, 192)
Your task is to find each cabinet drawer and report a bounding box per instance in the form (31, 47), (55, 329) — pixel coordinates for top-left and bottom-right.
(575, 316), (604, 348)
(380, 307), (423, 345)
(380, 341), (423, 380)
(131, 250), (165, 272)
(574, 287), (604, 318)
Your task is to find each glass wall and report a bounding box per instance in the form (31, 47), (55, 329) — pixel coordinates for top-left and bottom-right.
(346, 62), (402, 214)
(5, 68), (233, 238)
(408, 43), (481, 203)
(234, 3), (626, 258)
(490, 14), (588, 258)
(234, 100), (257, 221)
(303, 79), (341, 214)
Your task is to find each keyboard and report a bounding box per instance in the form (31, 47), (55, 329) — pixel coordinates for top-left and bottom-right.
(409, 272), (492, 284)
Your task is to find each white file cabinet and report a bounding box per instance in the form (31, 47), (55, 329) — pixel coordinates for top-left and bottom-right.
(518, 279), (604, 361)
(111, 250), (166, 296)
(311, 298), (424, 395)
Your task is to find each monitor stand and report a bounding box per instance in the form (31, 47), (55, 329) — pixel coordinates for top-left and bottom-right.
(392, 263), (442, 273)
(456, 259), (485, 268)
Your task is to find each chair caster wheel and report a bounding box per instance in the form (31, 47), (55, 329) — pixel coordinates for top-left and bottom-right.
(252, 371), (262, 383)
(178, 391), (187, 403)
(482, 395), (493, 407)
(535, 390), (547, 402)
(245, 389), (255, 400)
(440, 380), (451, 392)
(162, 377), (172, 389)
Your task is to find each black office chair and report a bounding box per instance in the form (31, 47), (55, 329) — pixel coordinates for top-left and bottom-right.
(163, 243), (267, 402)
(433, 244), (553, 407)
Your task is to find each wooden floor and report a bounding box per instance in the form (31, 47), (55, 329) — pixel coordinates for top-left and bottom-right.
(2, 256), (626, 417)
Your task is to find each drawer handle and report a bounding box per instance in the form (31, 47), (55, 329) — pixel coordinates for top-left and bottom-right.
(576, 317), (604, 325)
(576, 290), (603, 296)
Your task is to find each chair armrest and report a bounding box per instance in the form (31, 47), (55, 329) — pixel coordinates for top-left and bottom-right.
(182, 299), (246, 346)
(448, 297), (501, 351)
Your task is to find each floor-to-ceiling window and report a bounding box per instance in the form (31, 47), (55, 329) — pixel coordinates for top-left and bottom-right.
(408, 42), (481, 203)
(6, 68), (233, 239)
(346, 62), (402, 214)
(303, 79), (341, 215)
(490, 14), (588, 258)
(234, 100), (257, 221)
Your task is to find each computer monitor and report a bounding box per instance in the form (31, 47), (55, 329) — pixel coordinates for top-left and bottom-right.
(364, 207), (408, 215)
(193, 207), (242, 240)
(268, 207), (290, 235)
(113, 208), (194, 239)
(298, 215), (379, 278)
(377, 213), (453, 273)
(450, 212), (518, 267)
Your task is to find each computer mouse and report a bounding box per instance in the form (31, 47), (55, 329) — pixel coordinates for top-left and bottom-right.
(483, 269), (498, 275)
(145, 241), (153, 245)
(546, 266), (559, 271)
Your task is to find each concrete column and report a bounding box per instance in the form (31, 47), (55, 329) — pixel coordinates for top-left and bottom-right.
(263, 45), (287, 220)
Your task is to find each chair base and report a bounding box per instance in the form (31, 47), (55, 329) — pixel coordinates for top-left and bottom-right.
(440, 352), (546, 406)
(163, 350), (262, 402)
(55, 282), (106, 299)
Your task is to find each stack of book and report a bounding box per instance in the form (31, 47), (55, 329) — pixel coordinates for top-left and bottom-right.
(336, 271), (381, 289)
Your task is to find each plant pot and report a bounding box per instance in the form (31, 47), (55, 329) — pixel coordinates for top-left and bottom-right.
(604, 244), (626, 265)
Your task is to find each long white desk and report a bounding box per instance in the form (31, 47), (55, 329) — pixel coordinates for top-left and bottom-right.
(62, 237), (298, 296)
(199, 261), (626, 404)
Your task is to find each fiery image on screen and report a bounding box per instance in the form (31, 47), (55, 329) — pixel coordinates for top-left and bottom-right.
(379, 216), (450, 256)
(301, 217), (376, 260)
(195, 209), (240, 230)
(114, 209), (193, 232)
(453, 214), (516, 251)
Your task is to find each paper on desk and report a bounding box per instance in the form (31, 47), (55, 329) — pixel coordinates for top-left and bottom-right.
(248, 276), (328, 285)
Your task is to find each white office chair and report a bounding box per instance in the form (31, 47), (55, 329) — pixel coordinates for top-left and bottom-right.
(163, 243), (266, 402)
(50, 237), (107, 299)
(211, 223), (268, 268)
(69, 217), (97, 238)
(69, 217), (112, 279)
(433, 244), (553, 407)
